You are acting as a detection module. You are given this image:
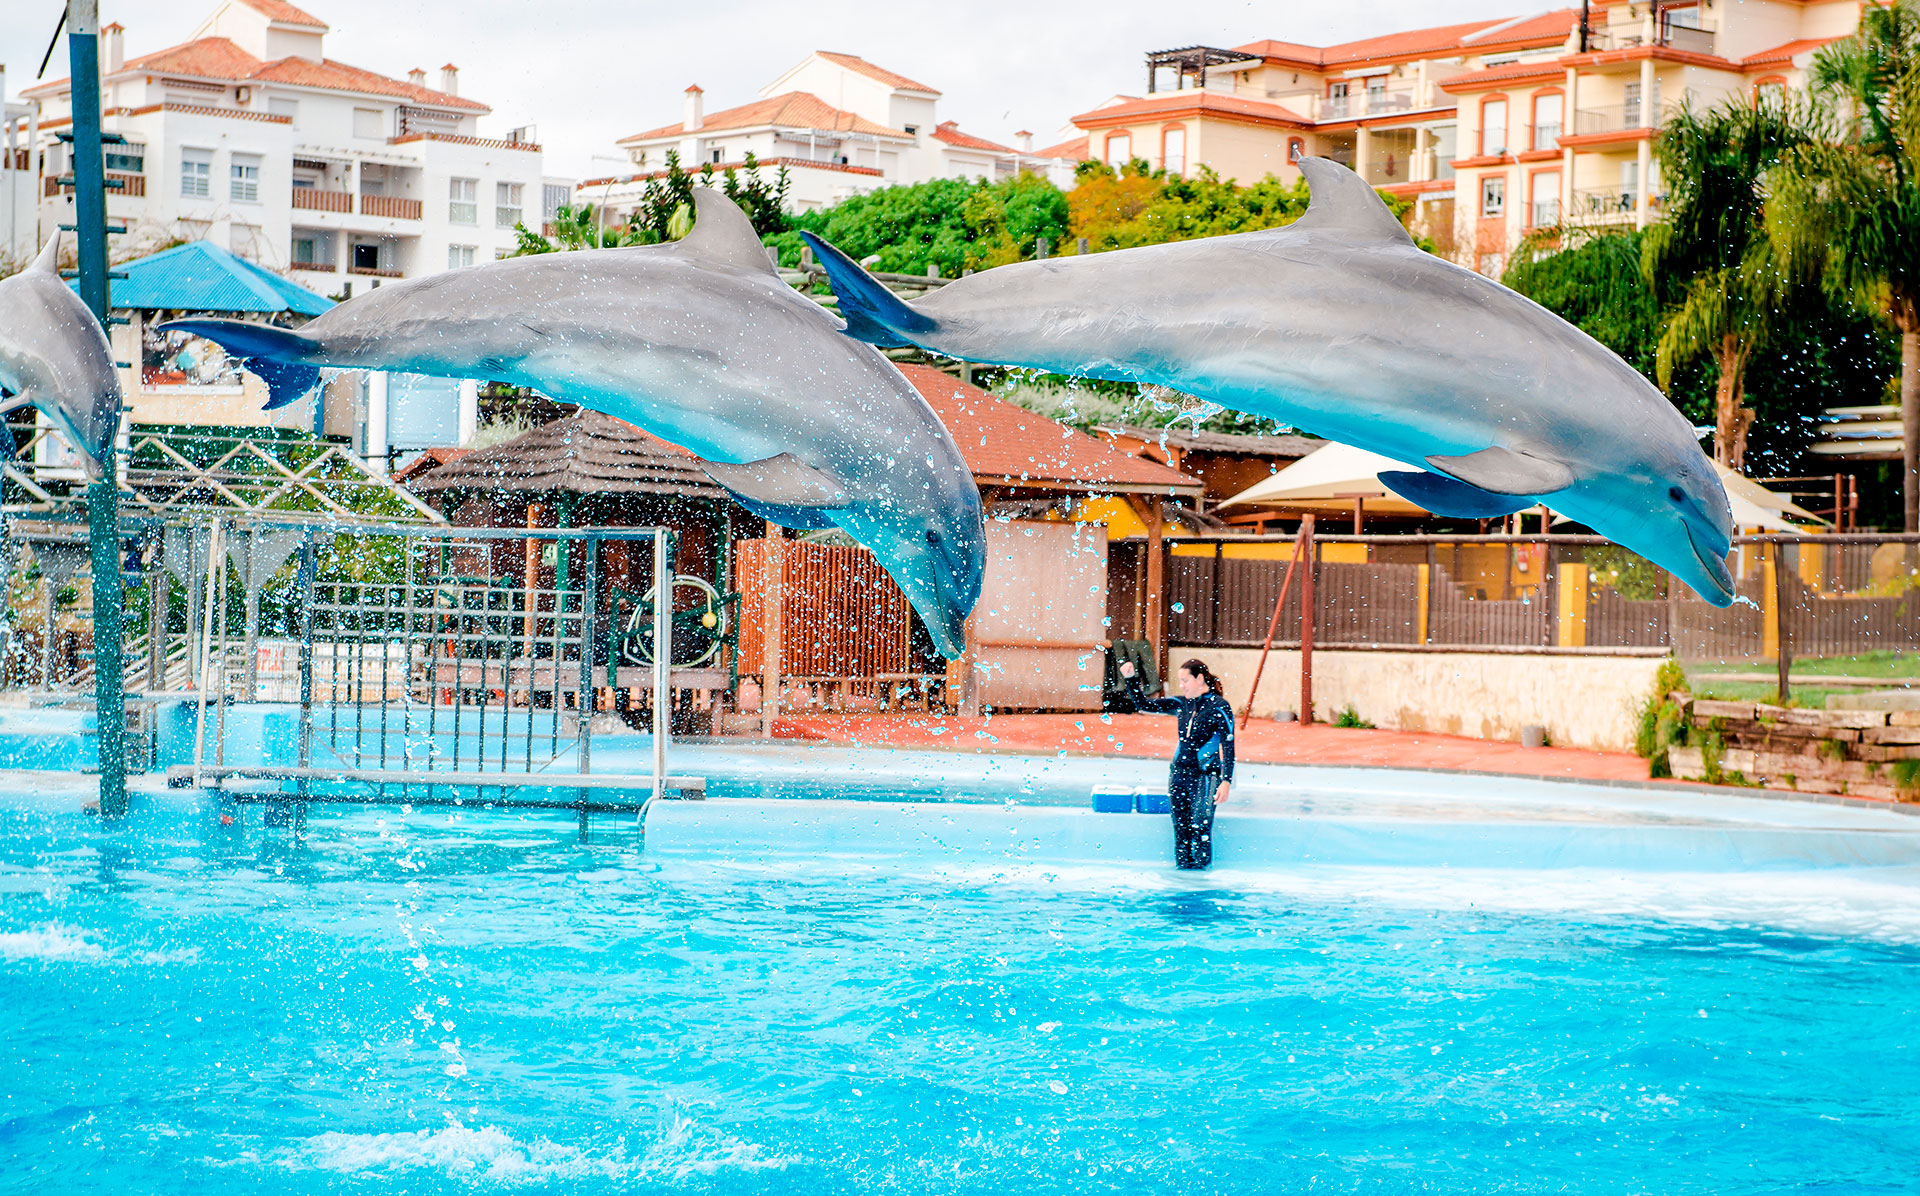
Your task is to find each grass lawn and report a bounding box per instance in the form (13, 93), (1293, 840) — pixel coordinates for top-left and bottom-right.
(1683, 651), (1920, 707)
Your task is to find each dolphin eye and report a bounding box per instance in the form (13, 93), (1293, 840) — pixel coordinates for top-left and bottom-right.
(925, 529), (942, 546)
(1668, 486), (1686, 505)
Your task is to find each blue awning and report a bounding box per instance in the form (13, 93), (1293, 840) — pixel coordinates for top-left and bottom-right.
(87, 239), (334, 316)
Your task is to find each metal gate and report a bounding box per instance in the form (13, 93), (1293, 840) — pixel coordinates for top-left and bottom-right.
(178, 519), (702, 830)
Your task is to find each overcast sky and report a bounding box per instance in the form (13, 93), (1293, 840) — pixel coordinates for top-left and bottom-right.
(5, 0), (1521, 178)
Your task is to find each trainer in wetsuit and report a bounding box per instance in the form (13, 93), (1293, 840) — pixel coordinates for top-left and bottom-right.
(1120, 658), (1235, 870)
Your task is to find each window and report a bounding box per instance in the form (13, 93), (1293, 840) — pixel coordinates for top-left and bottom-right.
(495, 182), (523, 228)
(1481, 174), (1506, 217)
(292, 235), (322, 266)
(448, 244), (476, 269)
(1481, 99), (1508, 156)
(1327, 80), (1351, 119)
(711, 147), (723, 164)
(1162, 126), (1185, 176)
(542, 183), (569, 222)
(230, 153), (261, 203)
(353, 107), (383, 139)
(180, 148), (211, 198)
(269, 97), (299, 124)
(104, 148), (143, 174)
(1530, 171), (1560, 225)
(1531, 93), (1562, 151)
(352, 243), (381, 272)
(1287, 137), (1305, 163)
(449, 177), (477, 224)
(1105, 132), (1131, 167)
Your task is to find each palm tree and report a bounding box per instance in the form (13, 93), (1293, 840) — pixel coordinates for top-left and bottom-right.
(1768, 3), (1920, 529)
(1641, 96), (1814, 471)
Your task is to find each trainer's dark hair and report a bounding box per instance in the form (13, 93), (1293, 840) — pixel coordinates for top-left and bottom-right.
(1180, 658), (1225, 697)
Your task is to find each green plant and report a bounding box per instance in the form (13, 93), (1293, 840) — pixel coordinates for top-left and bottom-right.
(1332, 706), (1374, 729)
(1819, 738), (1849, 763)
(1635, 658), (1691, 776)
(1891, 758), (1920, 797)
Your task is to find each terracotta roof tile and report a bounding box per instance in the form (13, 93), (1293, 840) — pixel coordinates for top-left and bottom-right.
(899, 365), (1201, 494)
(814, 51), (941, 95)
(1031, 134), (1089, 161)
(931, 121), (1013, 153)
(1235, 9), (1577, 68)
(1073, 90), (1311, 130)
(1743, 37), (1843, 69)
(1439, 59), (1570, 92)
(619, 91), (905, 144)
(36, 34), (487, 112)
(238, 0), (327, 27)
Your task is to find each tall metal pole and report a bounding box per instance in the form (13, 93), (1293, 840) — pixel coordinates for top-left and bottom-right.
(71, 0), (127, 817)
(651, 530), (671, 804)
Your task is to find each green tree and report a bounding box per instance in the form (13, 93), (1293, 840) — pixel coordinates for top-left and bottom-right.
(1641, 95), (1815, 471)
(1768, 2), (1920, 528)
(768, 173), (1072, 276)
(1069, 160), (1313, 250)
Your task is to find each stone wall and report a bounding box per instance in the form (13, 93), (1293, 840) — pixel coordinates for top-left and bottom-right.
(1179, 647), (1668, 753)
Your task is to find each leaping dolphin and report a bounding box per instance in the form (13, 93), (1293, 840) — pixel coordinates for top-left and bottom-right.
(803, 157), (1736, 606)
(161, 190), (985, 655)
(0, 234), (122, 478)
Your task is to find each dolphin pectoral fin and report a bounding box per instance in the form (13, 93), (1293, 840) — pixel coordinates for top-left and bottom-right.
(726, 495), (841, 530)
(1289, 158), (1417, 247)
(674, 189), (780, 276)
(1378, 471), (1534, 518)
(697, 453), (853, 509)
(157, 318), (322, 410)
(1424, 446), (1575, 496)
(799, 232), (935, 349)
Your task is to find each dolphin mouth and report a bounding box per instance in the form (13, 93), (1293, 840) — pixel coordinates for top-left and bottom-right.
(1684, 522), (1736, 606)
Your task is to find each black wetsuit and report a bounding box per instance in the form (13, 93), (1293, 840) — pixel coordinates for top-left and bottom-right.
(1129, 678), (1236, 869)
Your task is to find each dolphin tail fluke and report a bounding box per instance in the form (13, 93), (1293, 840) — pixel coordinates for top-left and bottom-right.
(1378, 470), (1534, 518)
(799, 232), (936, 349)
(158, 318), (322, 410)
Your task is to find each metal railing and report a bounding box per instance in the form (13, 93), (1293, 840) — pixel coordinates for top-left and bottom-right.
(1573, 104), (1664, 136)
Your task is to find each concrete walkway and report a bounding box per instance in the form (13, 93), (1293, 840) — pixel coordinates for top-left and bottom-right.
(772, 713), (1653, 784)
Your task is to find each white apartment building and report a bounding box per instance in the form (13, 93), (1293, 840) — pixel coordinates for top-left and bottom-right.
(20, 0), (572, 295)
(593, 51), (1073, 216)
(1, 68), (40, 266)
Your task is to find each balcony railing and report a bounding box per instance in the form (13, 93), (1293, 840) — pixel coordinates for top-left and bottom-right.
(1530, 123), (1562, 151)
(44, 171), (145, 198)
(1315, 88), (1428, 122)
(347, 264), (404, 278)
(1568, 186), (1667, 220)
(291, 187), (352, 212)
(1572, 105), (1664, 137)
(1530, 199), (1562, 227)
(360, 194), (423, 220)
(1585, 21), (1715, 54)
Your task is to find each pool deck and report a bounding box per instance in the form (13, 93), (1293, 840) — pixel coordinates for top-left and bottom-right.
(772, 713), (1655, 786)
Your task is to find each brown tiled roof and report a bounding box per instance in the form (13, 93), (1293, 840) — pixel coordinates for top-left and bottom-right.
(1072, 90), (1312, 130)
(1743, 37), (1843, 69)
(581, 156), (884, 187)
(815, 51), (940, 95)
(1234, 9), (1577, 69)
(1103, 425), (1322, 459)
(29, 35), (486, 112)
(899, 365), (1201, 495)
(391, 446), (469, 483)
(931, 121), (1012, 153)
(619, 90), (904, 144)
(239, 0), (327, 27)
(1439, 60), (1570, 93)
(1032, 134), (1089, 161)
(406, 411), (726, 500)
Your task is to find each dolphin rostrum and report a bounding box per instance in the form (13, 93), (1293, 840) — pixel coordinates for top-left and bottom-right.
(162, 190), (985, 654)
(803, 157), (1736, 606)
(0, 234), (122, 478)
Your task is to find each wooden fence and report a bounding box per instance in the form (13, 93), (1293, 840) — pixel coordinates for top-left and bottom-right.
(734, 539), (912, 679)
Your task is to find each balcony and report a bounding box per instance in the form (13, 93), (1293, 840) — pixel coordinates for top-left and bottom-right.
(1572, 105), (1664, 137)
(347, 264), (404, 278)
(291, 187), (352, 213)
(44, 171), (146, 198)
(1567, 186), (1666, 222)
(359, 195), (423, 220)
(1530, 199), (1562, 227)
(1314, 87), (1430, 123)
(1585, 19), (1715, 55)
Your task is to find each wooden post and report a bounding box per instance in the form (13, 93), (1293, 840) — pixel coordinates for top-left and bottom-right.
(1299, 515), (1316, 725)
(1352, 496), (1363, 535)
(1126, 495), (1166, 675)
(761, 523), (784, 734)
(1775, 537), (1793, 704)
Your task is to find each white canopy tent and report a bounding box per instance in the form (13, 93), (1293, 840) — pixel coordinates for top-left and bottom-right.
(1219, 442), (1824, 532)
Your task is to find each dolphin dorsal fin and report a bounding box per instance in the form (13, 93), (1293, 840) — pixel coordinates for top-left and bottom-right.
(29, 232), (61, 274)
(673, 188), (778, 275)
(1289, 157), (1416, 247)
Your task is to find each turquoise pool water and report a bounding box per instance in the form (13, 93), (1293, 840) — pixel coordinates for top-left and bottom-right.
(3, 760), (1919, 1194)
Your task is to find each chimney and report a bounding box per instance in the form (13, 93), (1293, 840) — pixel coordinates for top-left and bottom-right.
(103, 23), (124, 74)
(684, 84), (704, 132)
(440, 63), (459, 96)
(408, 67), (426, 88)
(1015, 129), (1033, 152)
